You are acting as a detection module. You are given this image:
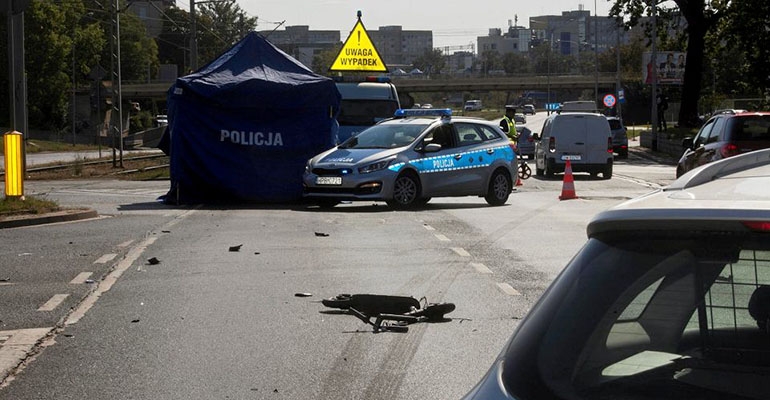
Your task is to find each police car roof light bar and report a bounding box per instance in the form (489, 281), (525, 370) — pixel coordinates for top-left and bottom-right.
(331, 75), (391, 83)
(394, 108), (452, 118)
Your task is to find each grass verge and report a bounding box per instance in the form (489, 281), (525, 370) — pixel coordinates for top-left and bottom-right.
(0, 196), (60, 218)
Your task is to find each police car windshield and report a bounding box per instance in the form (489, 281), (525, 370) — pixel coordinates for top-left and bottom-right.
(338, 123), (427, 149)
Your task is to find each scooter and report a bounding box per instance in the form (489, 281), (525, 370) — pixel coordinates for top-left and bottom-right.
(321, 294), (456, 333)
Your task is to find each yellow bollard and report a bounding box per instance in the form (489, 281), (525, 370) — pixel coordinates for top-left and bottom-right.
(4, 131), (24, 198)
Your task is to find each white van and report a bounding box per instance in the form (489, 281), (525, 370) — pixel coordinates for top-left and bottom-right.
(335, 77), (401, 143)
(463, 100), (482, 111)
(533, 111), (613, 179)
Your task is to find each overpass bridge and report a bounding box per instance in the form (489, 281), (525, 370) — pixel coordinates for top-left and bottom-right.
(120, 73), (619, 100)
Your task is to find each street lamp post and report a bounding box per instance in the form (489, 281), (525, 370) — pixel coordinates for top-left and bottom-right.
(594, 0), (599, 106)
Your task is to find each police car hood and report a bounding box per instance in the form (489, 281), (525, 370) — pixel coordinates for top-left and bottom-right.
(316, 147), (402, 166)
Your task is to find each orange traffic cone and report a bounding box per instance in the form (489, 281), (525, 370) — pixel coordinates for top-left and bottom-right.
(559, 160), (578, 200)
(515, 175), (523, 186)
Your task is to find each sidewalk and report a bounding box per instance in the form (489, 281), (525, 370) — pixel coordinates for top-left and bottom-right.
(626, 136), (678, 166)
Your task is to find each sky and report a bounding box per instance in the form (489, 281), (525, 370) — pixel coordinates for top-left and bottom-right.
(177, 0), (617, 49)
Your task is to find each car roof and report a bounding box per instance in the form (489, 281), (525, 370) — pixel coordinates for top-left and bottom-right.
(379, 115), (493, 125)
(587, 149), (770, 237)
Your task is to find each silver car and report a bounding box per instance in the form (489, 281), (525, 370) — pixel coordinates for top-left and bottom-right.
(464, 149), (770, 399)
(303, 109), (516, 209)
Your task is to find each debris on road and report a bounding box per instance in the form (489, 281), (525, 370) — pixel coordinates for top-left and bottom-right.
(314, 232), (329, 237)
(146, 257), (160, 265)
(229, 244), (243, 252)
(295, 293), (312, 297)
(321, 293), (455, 333)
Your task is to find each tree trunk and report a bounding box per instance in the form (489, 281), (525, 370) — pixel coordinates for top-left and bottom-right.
(678, 0), (710, 127)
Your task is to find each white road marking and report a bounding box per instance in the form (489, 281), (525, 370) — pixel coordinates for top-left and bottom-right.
(69, 272), (93, 285)
(434, 234), (451, 242)
(0, 328), (52, 383)
(422, 224), (436, 231)
(37, 294), (69, 312)
(496, 282), (522, 296)
(470, 262), (493, 274)
(66, 206), (199, 326)
(117, 240), (134, 248)
(93, 253), (117, 264)
(451, 247), (471, 257)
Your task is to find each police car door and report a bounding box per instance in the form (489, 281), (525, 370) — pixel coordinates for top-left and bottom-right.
(418, 123), (468, 196)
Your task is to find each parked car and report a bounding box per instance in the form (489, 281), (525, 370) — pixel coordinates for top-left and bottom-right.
(534, 111), (613, 179)
(303, 108), (516, 209)
(463, 100), (482, 111)
(606, 116), (628, 158)
(463, 148), (770, 400)
(513, 113), (526, 124)
(676, 110), (770, 177)
(420, 103), (433, 109)
(522, 104), (536, 115)
(515, 125), (534, 159)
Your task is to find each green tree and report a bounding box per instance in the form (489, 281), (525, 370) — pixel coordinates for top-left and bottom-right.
(196, 0), (256, 66)
(479, 50), (501, 75)
(718, 0), (770, 98)
(411, 49), (446, 75)
(156, 6), (191, 75)
(610, 0), (725, 127)
(312, 45), (341, 74)
(115, 11), (158, 81)
(22, 1), (77, 130)
(501, 52), (531, 74)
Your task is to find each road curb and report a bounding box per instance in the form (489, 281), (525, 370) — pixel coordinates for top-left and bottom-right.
(0, 208), (98, 229)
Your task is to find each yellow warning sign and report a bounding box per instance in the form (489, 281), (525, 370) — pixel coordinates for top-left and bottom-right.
(330, 19), (387, 72)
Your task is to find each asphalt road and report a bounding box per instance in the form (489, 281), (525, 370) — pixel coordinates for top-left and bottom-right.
(0, 110), (677, 399)
(0, 150), (675, 399)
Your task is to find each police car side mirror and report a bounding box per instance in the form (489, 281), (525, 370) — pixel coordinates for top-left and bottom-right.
(681, 137), (694, 149)
(422, 143), (442, 153)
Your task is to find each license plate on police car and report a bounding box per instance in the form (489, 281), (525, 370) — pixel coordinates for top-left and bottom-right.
(561, 155), (582, 161)
(316, 176), (342, 185)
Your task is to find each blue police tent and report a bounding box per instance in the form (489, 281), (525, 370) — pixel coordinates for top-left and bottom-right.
(159, 32), (340, 204)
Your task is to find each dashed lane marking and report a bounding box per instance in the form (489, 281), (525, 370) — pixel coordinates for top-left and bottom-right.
(434, 234), (451, 242)
(451, 247), (471, 257)
(422, 224), (436, 231)
(117, 240), (134, 248)
(470, 262), (493, 274)
(65, 206), (200, 326)
(496, 282), (522, 296)
(69, 272), (93, 285)
(37, 294), (69, 312)
(93, 253), (117, 264)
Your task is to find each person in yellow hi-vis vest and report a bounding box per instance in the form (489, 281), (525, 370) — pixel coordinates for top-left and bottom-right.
(499, 105), (518, 144)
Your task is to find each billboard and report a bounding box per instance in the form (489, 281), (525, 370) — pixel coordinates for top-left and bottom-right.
(642, 51), (686, 85)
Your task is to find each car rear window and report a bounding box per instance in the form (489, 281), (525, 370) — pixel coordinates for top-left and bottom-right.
(728, 115), (770, 142)
(607, 119), (623, 130)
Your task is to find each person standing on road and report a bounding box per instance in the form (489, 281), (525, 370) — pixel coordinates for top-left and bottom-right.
(500, 105), (518, 143)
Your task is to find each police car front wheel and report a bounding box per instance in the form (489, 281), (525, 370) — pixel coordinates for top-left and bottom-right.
(387, 173), (421, 209)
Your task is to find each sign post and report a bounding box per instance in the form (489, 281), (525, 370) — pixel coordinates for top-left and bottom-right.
(330, 11), (387, 73)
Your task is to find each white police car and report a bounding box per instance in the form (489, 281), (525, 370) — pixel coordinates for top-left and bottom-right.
(303, 109), (517, 209)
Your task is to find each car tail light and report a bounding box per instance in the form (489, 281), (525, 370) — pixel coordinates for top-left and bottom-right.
(743, 221), (770, 232)
(720, 143), (740, 158)
(549, 137), (556, 152)
(607, 137), (613, 154)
